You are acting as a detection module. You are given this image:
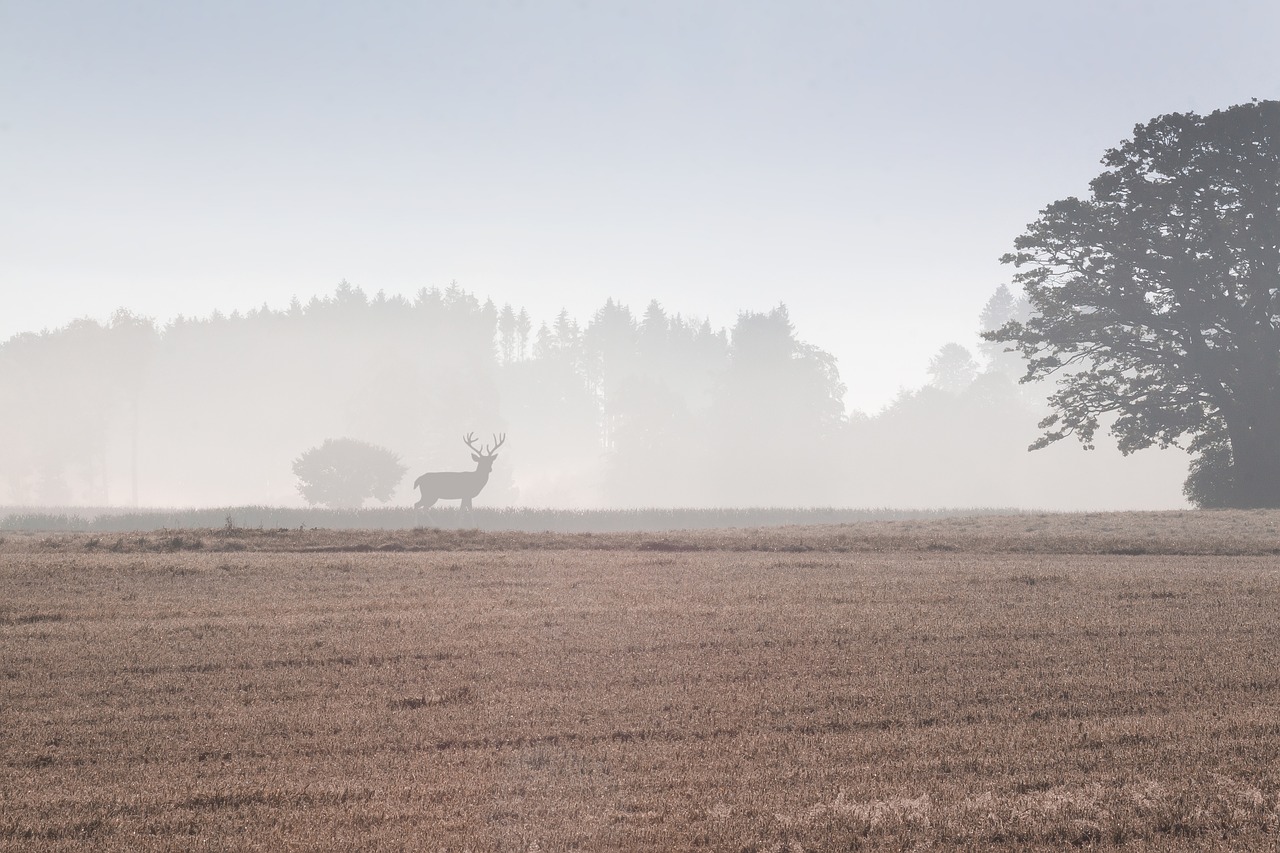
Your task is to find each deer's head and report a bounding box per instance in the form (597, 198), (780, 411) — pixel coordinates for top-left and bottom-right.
(463, 432), (506, 473)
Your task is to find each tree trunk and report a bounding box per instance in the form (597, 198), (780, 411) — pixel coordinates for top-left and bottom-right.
(1227, 400), (1280, 507)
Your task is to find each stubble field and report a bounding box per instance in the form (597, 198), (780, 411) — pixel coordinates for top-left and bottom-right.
(3, 510), (1280, 851)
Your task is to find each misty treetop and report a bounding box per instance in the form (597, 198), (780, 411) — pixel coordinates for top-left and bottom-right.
(2, 277), (1187, 510)
(987, 99), (1280, 508)
(0, 285), (846, 507)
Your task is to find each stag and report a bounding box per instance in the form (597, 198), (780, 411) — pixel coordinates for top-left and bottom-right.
(413, 433), (506, 510)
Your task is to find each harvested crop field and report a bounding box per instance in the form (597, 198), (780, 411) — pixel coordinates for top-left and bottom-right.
(3, 510), (1280, 851)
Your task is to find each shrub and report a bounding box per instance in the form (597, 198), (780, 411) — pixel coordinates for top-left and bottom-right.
(292, 438), (406, 509)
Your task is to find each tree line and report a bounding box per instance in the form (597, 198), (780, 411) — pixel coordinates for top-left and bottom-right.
(0, 279), (1184, 510)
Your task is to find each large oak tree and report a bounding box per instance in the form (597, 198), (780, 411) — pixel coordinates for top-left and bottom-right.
(987, 100), (1280, 507)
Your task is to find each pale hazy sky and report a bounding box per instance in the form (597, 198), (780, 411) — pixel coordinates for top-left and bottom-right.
(3, 0), (1277, 410)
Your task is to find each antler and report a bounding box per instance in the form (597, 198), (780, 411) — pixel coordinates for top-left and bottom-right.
(463, 432), (505, 456)
(462, 432), (482, 454)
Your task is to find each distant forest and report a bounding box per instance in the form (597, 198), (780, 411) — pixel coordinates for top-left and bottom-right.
(0, 283), (1186, 509)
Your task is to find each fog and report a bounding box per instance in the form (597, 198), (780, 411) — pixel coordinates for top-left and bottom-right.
(5, 2), (1270, 517)
(0, 282), (1189, 513)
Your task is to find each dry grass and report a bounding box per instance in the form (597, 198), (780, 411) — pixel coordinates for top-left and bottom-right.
(2, 510), (1280, 850)
(7, 507), (1280, 556)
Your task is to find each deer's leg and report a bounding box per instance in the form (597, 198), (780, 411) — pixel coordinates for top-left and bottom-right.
(461, 498), (473, 511)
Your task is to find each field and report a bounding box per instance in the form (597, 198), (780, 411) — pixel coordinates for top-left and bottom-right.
(3, 511), (1280, 851)
(0, 505), (1011, 534)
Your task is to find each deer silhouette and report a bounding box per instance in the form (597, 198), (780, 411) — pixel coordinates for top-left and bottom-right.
(414, 433), (506, 510)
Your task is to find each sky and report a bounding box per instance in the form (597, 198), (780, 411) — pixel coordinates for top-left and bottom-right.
(3, 0), (1278, 412)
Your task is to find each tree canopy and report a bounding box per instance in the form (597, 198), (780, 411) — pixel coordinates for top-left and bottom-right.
(986, 100), (1280, 507)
